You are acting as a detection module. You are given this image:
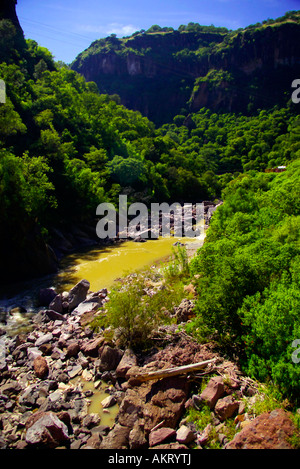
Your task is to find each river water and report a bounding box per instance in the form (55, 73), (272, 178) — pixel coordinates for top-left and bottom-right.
(0, 235), (204, 335)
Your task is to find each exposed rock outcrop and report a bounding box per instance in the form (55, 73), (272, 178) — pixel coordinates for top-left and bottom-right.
(72, 20), (300, 125)
(226, 408), (298, 449)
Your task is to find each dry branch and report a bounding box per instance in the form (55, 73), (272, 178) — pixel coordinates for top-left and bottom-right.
(131, 358), (217, 382)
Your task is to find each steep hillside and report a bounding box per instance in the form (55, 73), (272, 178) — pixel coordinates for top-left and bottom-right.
(0, 0), (27, 63)
(0, 4), (299, 283)
(71, 12), (300, 125)
(0, 0), (23, 34)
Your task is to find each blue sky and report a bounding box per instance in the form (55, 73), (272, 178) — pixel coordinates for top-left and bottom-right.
(16, 0), (300, 64)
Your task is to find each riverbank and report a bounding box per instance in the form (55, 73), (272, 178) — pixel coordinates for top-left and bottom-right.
(0, 233), (205, 338)
(0, 271), (299, 450)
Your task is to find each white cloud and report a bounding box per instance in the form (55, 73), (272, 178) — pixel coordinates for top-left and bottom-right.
(78, 23), (139, 37)
(107, 23), (139, 37)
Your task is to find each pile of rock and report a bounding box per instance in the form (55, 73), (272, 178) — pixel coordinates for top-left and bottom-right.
(98, 335), (299, 450)
(0, 279), (298, 450)
(203, 200), (223, 228)
(0, 279), (121, 449)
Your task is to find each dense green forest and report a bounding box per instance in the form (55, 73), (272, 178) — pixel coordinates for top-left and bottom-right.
(188, 161), (300, 401)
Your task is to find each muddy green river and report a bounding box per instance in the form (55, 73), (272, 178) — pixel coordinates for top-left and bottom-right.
(0, 235), (204, 335)
(0, 235), (204, 422)
(54, 236), (203, 293)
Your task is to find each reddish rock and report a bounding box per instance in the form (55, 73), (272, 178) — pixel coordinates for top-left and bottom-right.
(99, 423), (130, 449)
(116, 348), (137, 378)
(214, 395), (239, 422)
(80, 336), (104, 357)
(198, 423), (212, 446)
(117, 388), (145, 428)
(67, 279), (90, 311)
(151, 442), (188, 449)
(33, 356), (49, 379)
(199, 376), (225, 409)
(176, 425), (196, 444)
(25, 411), (69, 448)
(84, 433), (102, 449)
(38, 343), (53, 355)
(148, 336), (215, 368)
(118, 374), (189, 436)
(79, 310), (98, 327)
(129, 421), (147, 449)
(143, 377), (190, 433)
(227, 408), (299, 449)
(66, 341), (80, 358)
(149, 427), (177, 447)
(99, 345), (123, 371)
(57, 411), (72, 430)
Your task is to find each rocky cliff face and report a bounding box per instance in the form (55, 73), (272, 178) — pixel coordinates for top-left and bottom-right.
(191, 22), (300, 114)
(71, 31), (220, 124)
(0, 0), (24, 36)
(72, 19), (300, 124)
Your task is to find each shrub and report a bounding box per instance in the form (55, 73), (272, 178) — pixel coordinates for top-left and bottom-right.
(96, 267), (185, 350)
(103, 277), (154, 349)
(163, 244), (190, 280)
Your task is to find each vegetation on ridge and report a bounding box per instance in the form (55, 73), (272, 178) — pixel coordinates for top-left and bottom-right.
(72, 11), (300, 125)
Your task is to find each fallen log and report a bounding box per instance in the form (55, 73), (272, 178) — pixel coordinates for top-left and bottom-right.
(130, 358), (217, 383)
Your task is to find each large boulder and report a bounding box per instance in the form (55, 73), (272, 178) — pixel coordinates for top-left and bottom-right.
(25, 411), (70, 448)
(116, 348), (137, 378)
(99, 423), (130, 449)
(199, 376), (225, 409)
(226, 408), (300, 449)
(143, 377), (190, 433)
(214, 395), (239, 422)
(67, 279), (90, 312)
(149, 427), (177, 447)
(117, 388), (145, 428)
(99, 345), (123, 372)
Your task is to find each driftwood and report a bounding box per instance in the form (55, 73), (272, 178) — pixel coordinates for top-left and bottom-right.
(131, 358), (217, 382)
